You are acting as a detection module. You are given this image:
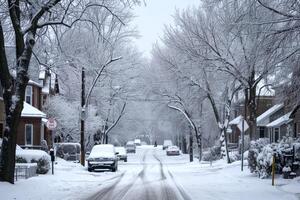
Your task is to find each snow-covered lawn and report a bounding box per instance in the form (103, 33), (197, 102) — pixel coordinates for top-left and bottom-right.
(0, 146), (299, 200)
(161, 155), (300, 199)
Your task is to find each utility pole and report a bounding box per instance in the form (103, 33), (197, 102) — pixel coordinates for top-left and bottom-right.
(80, 67), (85, 166)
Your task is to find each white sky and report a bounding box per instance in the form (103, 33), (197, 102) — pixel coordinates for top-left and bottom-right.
(132, 0), (201, 58)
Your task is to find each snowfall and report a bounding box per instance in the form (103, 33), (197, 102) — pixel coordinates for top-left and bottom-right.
(0, 145), (299, 200)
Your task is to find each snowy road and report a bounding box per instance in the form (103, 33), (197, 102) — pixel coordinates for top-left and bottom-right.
(86, 147), (191, 200)
(2, 145), (299, 200)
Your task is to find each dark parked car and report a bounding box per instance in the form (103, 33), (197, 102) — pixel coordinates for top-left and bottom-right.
(55, 143), (80, 162)
(87, 144), (118, 172)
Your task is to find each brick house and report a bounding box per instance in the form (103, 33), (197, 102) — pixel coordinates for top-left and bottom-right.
(289, 105), (300, 138)
(17, 81), (47, 148)
(228, 96), (274, 144)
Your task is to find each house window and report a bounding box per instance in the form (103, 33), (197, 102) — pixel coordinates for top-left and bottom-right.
(25, 124), (33, 145)
(274, 128), (280, 142)
(259, 127), (265, 138)
(25, 86), (32, 105)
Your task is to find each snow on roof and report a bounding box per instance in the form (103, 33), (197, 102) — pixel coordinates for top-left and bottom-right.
(42, 77), (50, 94)
(21, 102), (46, 118)
(28, 80), (42, 88)
(266, 112), (293, 128)
(257, 104), (284, 126)
(229, 115), (242, 125)
(39, 70), (46, 80)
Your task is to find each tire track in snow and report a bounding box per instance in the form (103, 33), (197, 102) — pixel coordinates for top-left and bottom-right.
(153, 153), (187, 200)
(88, 149), (151, 200)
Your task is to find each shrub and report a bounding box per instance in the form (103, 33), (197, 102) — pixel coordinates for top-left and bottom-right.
(248, 137), (298, 179)
(248, 138), (269, 173)
(16, 150), (51, 174)
(15, 156), (27, 163)
(202, 146), (221, 161)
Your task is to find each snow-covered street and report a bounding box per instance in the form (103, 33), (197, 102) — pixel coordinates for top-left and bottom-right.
(1, 146), (299, 200)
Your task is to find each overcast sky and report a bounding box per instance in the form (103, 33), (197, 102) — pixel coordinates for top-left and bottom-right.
(132, 0), (200, 58)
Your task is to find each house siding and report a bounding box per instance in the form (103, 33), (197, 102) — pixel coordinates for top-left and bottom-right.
(17, 117), (42, 146)
(28, 83), (42, 110)
(293, 109), (300, 137)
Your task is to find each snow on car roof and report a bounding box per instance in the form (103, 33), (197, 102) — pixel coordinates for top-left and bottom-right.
(89, 144), (115, 158)
(115, 147), (126, 154)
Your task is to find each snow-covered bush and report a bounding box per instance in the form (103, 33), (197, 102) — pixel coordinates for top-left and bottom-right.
(229, 151), (241, 162)
(202, 146), (221, 161)
(248, 138), (270, 173)
(256, 144), (274, 178)
(248, 137), (299, 178)
(16, 150), (51, 174)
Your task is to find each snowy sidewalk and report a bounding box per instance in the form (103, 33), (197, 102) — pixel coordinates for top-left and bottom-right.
(166, 160), (300, 200)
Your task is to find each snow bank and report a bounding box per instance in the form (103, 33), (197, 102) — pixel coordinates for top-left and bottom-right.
(16, 149), (50, 174)
(16, 150), (50, 163)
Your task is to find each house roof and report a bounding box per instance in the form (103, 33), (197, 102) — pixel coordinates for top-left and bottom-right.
(266, 112), (292, 128)
(290, 105), (300, 118)
(229, 115), (243, 125)
(21, 102), (46, 118)
(257, 104), (284, 126)
(28, 80), (42, 88)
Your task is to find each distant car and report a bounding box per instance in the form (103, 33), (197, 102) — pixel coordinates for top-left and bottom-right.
(166, 146), (180, 156)
(134, 139), (141, 146)
(85, 151), (90, 160)
(115, 147), (127, 162)
(55, 143), (80, 162)
(126, 141), (136, 153)
(87, 144), (118, 172)
(163, 140), (173, 150)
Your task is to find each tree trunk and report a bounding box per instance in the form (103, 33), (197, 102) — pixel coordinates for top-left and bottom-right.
(189, 130), (193, 162)
(247, 85), (257, 140)
(0, 31), (34, 183)
(182, 134), (187, 154)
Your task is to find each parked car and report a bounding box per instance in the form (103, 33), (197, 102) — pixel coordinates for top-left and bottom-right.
(126, 141), (136, 153)
(166, 146), (180, 156)
(134, 139), (141, 146)
(87, 144), (118, 172)
(163, 140), (173, 150)
(115, 147), (127, 162)
(55, 143), (80, 162)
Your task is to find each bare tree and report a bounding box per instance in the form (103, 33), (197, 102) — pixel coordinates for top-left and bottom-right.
(0, 0), (140, 183)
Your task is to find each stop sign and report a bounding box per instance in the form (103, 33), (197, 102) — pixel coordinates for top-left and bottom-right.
(47, 118), (57, 130)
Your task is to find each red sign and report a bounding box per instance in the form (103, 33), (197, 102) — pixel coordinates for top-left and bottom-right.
(47, 118), (57, 130)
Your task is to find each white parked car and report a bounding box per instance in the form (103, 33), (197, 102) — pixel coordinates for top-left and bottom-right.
(166, 146), (180, 156)
(87, 144), (118, 172)
(126, 141), (136, 153)
(115, 147), (127, 162)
